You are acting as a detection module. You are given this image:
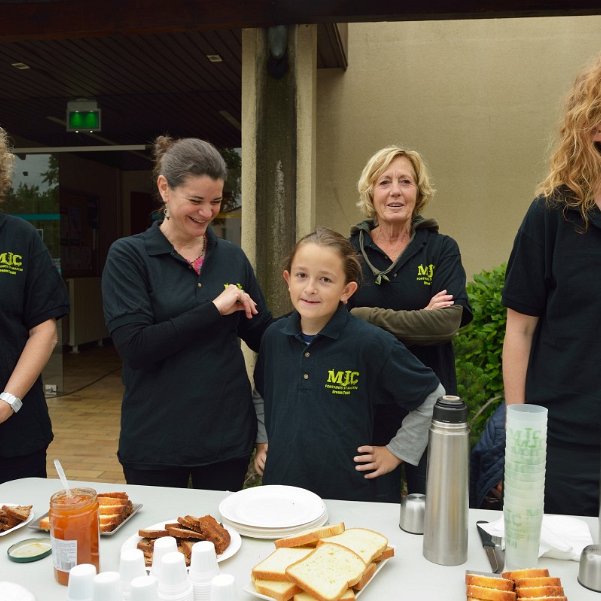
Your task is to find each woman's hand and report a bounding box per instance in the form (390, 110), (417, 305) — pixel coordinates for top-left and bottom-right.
(213, 284), (258, 319)
(425, 290), (454, 310)
(354, 445), (402, 478)
(0, 401), (14, 425)
(254, 443), (268, 475)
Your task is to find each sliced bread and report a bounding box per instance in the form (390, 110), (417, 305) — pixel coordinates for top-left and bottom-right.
(352, 562), (377, 591)
(465, 574), (514, 591)
(515, 585), (564, 598)
(465, 584), (516, 601)
(252, 547), (314, 582)
(501, 568), (549, 581)
(285, 542), (366, 601)
(319, 528), (387, 564)
(514, 577), (561, 588)
(253, 579), (302, 601)
(275, 523), (345, 548)
(294, 590), (355, 601)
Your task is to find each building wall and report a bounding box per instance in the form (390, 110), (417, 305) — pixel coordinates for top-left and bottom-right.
(315, 16), (601, 278)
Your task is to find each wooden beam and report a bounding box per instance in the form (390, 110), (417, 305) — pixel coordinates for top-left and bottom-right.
(1, 0), (600, 41)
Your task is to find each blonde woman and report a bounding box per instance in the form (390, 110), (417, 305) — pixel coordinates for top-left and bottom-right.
(503, 54), (601, 516)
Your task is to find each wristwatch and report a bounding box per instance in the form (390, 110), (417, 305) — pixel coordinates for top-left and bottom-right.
(0, 392), (23, 413)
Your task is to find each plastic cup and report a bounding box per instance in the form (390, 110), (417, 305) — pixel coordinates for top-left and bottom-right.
(130, 575), (160, 601)
(190, 541), (219, 601)
(92, 571), (122, 601)
(506, 403), (548, 426)
(67, 563), (97, 601)
(120, 548), (148, 598)
(150, 536), (177, 580)
(209, 574), (237, 601)
(504, 504), (543, 569)
(157, 551), (193, 599)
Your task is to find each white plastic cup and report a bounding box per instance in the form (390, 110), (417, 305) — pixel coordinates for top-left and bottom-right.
(189, 541), (219, 601)
(67, 563), (97, 601)
(120, 548), (148, 599)
(209, 574), (237, 601)
(504, 504), (543, 569)
(130, 575), (160, 601)
(91, 571), (122, 601)
(157, 551), (193, 600)
(151, 536), (178, 580)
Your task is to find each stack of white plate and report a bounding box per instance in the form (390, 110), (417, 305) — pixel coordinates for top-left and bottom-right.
(218, 485), (328, 539)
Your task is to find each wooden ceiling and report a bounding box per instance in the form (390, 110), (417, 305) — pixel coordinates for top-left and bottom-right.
(0, 0), (598, 170)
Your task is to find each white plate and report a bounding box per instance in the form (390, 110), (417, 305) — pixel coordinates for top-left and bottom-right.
(245, 552), (393, 599)
(220, 511), (329, 540)
(219, 486), (326, 529)
(121, 519), (241, 563)
(0, 503), (34, 537)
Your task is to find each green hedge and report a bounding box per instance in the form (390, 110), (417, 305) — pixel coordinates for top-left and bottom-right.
(454, 263), (507, 446)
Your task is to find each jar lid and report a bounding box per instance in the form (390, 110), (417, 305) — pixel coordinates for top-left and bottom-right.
(7, 538), (52, 563)
(433, 395), (468, 423)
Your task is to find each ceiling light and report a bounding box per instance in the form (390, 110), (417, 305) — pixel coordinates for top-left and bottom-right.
(11, 62), (30, 70)
(206, 54), (223, 63)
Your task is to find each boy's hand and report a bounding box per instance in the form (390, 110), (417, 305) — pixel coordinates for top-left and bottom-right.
(254, 443), (268, 475)
(354, 445), (402, 478)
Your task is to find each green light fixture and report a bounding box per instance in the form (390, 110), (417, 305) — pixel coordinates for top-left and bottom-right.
(66, 99), (101, 133)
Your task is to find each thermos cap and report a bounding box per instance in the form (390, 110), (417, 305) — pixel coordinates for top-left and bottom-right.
(433, 395), (468, 423)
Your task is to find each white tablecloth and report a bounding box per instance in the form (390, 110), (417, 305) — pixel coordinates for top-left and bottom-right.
(0, 478), (598, 600)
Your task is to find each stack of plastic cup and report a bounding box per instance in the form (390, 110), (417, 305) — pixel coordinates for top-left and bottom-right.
(189, 541), (220, 601)
(120, 548), (148, 600)
(151, 537), (178, 581)
(91, 571), (122, 601)
(130, 575), (160, 601)
(503, 404), (547, 569)
(67, 563), (97, 601)
(209, 574), (237, 601)
(157, 551), (193, 601)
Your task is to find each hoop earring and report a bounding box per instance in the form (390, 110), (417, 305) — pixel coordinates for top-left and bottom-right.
(163, 205), (170, 220)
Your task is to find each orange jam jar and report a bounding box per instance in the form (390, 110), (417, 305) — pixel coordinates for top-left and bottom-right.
(49, 487), (100, 585)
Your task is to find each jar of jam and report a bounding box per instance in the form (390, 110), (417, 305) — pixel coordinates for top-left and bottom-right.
(49, 487), (100, 585)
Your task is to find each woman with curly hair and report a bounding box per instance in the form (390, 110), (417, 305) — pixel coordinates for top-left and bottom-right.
(0, 127), (69, 483)
(502, 54), (601, 516)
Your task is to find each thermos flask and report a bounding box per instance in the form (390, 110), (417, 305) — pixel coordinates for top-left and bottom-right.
(423, 395), (469, 566)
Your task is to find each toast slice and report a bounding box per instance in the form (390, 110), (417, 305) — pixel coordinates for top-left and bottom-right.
(285, 542), (366, 601)
(515, 586), (565, 598)
(465, 574), (514, 591)
(275, 523), (345, 548)
(252, 547), (314, 582)
(514, 577), (561, 588)
(501, 568), (549, 581)
(3, 504), (32, 522)
(465, 585), (516, 601)
(253, 579), (302, 601)
(320, 528), (387, 564)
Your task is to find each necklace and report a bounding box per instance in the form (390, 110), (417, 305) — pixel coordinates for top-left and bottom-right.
(186, 234), (206, 264)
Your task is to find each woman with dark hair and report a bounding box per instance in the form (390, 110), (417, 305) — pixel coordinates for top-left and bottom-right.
(0, 127), (69, 483)
(102, 135), (272, 489)
(503, 54), (601, 516)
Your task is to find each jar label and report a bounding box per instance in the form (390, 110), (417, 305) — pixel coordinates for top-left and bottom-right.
(50, 535), (77, 573)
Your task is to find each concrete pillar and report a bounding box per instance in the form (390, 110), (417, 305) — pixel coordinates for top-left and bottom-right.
(241, 25), (317, 318)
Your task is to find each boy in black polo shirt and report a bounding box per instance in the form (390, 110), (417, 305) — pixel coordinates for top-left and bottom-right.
(253, 228), (443, 501)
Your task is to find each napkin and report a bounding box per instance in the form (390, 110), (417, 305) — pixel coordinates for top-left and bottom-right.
(480, 515), (594, 561)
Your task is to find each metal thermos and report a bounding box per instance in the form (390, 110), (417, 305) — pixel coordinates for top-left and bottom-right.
(423, 395), (469, 566)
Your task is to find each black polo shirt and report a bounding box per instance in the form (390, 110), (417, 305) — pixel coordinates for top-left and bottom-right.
(102, 223), (272, 468)
(254, 305), (439, 501)
(503, 196), (601, 448)
(0, 214), (69, 458)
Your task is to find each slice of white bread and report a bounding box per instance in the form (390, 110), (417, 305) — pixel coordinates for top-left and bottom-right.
(352, 562), (377, 591)
(319, 528), (388, 564)
(465, 574), (514, 591)
(275, 523), (345, 548)
(514, 577), (561, 588)
(253, 579), (302, 601)
(501, 569), (549, 581)
(374, 546), (395, 562)
(294, 590), (355, 601)
(252, 547), (314, 582)
(285, 542), (366, 601)
(515, 586), (564, 598)
(465, 585), (517, 601)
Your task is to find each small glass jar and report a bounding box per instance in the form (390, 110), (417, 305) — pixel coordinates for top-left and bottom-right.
(49, 487), (100, 585)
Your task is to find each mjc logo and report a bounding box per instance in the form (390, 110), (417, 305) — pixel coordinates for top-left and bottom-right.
(0, 251), (23, 274)
(327, 370), (359, 387)
(416, 263), (434, 286)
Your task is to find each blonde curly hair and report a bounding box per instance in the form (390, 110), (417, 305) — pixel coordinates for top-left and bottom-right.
(0, 127), (14, 201)
(356, 146), (435, 221)
(537, 53), (601, 227)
